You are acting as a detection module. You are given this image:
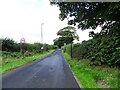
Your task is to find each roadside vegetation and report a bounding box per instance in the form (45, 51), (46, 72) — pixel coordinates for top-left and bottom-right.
(63, 52), (119, 88)
(52, 2), (120, 89)
(0, 50), (53, 73)
(0, 38), (55, 73)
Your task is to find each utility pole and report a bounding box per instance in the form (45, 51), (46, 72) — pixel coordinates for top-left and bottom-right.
(41, 23), (44, 51)
(71, 42), (73, 59)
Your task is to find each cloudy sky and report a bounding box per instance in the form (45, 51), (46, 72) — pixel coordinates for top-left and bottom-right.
(0, 0), (101, 44)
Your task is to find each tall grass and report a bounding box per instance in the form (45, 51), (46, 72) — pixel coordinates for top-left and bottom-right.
(0, 50), (53, 73)
(63, 52), (119, 88)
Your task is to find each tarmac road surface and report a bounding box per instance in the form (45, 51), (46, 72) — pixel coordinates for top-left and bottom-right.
(2, 49), (80, 88)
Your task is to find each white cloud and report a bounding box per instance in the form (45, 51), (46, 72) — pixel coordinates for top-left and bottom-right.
(0, 0), (101, 44)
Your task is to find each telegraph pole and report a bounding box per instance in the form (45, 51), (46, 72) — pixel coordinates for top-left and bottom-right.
(41, 23), (44, 51)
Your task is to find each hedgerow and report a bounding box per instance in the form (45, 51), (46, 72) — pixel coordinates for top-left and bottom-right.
(66, 29), (120, 67)
(1, 38), (55, 53)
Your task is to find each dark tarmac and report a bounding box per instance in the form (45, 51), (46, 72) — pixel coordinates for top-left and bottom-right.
(2, 49), (80, 88)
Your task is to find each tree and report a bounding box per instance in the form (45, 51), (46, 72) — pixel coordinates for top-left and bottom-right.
(53, 37), (65, 48)
(57, 26), (79, 41)
(53, 26), (79, 58)
(51, 2), (120, 34)
(2, 38), (17, 52)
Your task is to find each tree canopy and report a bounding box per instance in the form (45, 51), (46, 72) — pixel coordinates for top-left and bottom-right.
(53, 26), (79, 48)
(57, 26), (79, 40)
(51, 2), (120, 33)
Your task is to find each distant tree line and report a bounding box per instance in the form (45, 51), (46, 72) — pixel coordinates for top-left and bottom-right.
(0, 38), (55, 53)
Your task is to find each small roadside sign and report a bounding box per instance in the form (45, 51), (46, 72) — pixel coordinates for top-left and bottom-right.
(20, 38), (25, 44)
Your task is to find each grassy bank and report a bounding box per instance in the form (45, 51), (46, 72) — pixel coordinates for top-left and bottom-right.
(0, 50), (53, 73)
(63, 52), (119, 88)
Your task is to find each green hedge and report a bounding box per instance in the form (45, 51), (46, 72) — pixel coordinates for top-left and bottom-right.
(65, 29), (120, 67)
(1, 38), (55, 53)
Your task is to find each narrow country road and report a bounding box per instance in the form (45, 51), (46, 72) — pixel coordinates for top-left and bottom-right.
(2, 49), (80, 88)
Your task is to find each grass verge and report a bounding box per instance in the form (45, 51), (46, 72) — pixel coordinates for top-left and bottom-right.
(0, 50), (53, 73)
(63, 52), (119, 89)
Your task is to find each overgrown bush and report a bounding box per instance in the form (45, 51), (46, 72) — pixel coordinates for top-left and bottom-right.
(2, 38), (18, 52)
(65, 29), (120, 67)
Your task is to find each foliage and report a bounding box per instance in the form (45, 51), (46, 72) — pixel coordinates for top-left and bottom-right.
(1, 37), (55, 73)
(53, 2), (120, 67)
(1, 50), (53, 73)
(1, 38), (54, 53)
(66, 28), (120, 67)
(51, 2), (120, 31)
(1, 38), (19, 52)
(63, 52), (119, 88)
(57, 26), (79, 40)
(53, 37), (64, 48)
(53, 26), (79, 48)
